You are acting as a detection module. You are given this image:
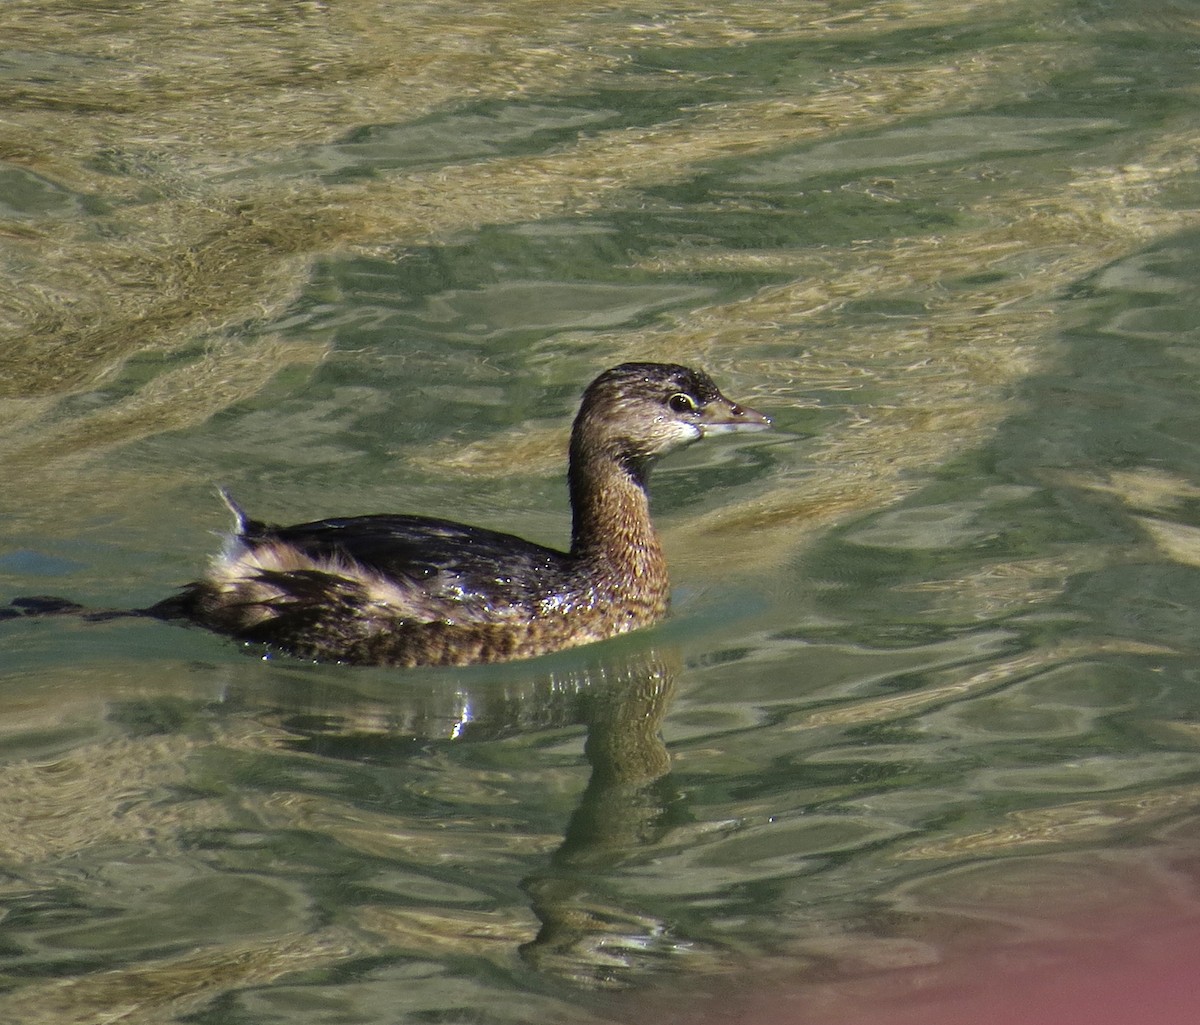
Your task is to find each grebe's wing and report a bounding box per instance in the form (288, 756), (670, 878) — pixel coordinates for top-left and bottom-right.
(227, 514), (570, 623)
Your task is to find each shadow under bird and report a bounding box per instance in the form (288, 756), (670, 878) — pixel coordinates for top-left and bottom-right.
(12, 363), (771, 666)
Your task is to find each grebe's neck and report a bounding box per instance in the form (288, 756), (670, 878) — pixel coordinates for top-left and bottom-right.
(568, 435), (667, 593)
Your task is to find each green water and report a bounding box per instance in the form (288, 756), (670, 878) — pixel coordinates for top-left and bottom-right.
(3, 1), (1200, 1021)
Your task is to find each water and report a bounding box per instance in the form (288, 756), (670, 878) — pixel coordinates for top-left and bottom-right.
(3, 1), (1200, 1021)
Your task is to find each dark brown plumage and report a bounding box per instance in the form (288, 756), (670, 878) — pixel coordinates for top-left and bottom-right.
(150, 363), (771, 666)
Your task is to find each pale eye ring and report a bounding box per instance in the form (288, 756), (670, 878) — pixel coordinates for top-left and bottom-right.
(668, 392), (697, 413)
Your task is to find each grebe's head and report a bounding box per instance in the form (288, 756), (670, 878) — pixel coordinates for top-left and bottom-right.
(574, 362), (772, 464)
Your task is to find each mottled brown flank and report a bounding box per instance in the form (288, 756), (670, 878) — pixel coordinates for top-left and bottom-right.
(269, 602), (666, 669)
(153, 363), (767, 666)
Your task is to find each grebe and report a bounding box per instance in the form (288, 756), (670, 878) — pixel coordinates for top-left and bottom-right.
(149, 362), (770, 666)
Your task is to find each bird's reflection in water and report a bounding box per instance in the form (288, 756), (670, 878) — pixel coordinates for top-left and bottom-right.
(198, 644), (693, 986)
(520, 647), (685, 986)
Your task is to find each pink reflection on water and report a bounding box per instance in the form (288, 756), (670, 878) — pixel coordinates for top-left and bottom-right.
(632, 845), (1200, 1025)
(644, 916), (1200, 1025)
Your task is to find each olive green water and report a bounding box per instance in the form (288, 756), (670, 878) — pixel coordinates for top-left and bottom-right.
(3, 1), (1200, 1021)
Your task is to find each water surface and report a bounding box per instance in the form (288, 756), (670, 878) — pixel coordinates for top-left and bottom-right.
(3, 1), (1200, 1021)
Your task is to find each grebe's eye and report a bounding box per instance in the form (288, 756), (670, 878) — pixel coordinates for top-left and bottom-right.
(668, 392), (697, 413)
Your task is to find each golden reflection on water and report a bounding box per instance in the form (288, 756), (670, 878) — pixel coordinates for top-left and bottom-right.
(0, 927), (366, 1025)
(0, 731), (224, 864)
(3, 0), (1197, 553)
(899, 783), (1200, 858)
(788, 637), (1168, 731)
(0, 646), (686, 1017)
